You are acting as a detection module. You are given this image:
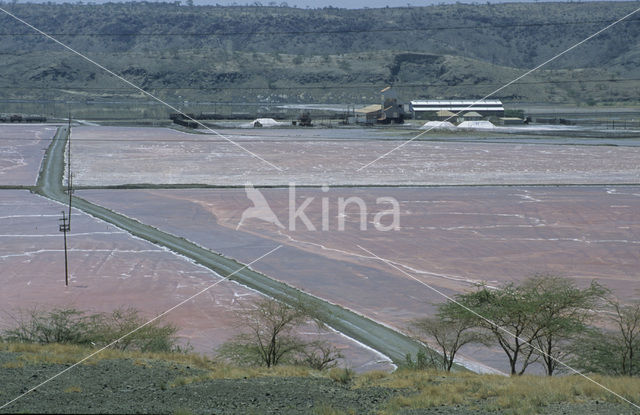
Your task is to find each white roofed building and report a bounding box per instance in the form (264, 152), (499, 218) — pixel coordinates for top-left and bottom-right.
(410, 99), (504, 119)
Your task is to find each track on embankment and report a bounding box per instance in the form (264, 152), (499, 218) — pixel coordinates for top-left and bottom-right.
(33, 125), (431, 367)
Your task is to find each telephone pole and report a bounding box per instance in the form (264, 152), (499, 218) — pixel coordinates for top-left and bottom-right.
(68, 172), (73, 222)
(67, 115), (72, 226)
(59, 211), (70, 287)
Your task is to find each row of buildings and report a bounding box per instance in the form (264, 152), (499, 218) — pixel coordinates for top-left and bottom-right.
(352, 87), (515, 124)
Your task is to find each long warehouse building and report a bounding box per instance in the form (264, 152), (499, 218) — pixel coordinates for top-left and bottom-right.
(410, 100), (504, 118)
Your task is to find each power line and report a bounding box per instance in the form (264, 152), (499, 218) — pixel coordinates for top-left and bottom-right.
(0, 17), (638, 37)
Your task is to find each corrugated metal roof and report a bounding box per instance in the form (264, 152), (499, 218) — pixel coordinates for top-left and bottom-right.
(414, 107), (504, 112)
(411, 100), (503, 105)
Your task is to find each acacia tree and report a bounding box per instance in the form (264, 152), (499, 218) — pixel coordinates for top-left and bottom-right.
(611, 300), (640, 376)
(441, 284), (543, 375)
(409, 313), (487, 372)
(217, 298), (341, 369)
(297, 340), (343, 370)
(524, 275), (606, 375)
(440, 275), (605, 376)
(571, 299), (640, 377)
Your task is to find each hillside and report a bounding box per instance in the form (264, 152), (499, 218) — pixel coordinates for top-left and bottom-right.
(1, 342), (639, 414)
(0, 2), (639, 109)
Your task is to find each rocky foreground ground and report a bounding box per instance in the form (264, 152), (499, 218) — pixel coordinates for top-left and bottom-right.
(0, 345), (636, 415)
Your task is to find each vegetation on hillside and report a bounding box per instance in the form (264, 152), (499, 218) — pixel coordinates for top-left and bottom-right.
(2, 307), (185, 353)
(0, 1), (639, 106)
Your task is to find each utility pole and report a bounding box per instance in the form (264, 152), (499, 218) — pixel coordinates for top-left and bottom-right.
(67, 115), (73, 224)
(59, 211), (70, 287)
(68, 173), (73, 223)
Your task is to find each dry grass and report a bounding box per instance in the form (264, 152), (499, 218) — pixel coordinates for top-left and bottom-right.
(1, 360), (24, 369)
(373, 369), (640, 414)
(328, 367), (355, 385)
(352, 369), (389, 387)
(3, 341), (639, 414)
(0, 341), (214, 370)
(63, 386), (83, 393)
(1, 341), (325, 390)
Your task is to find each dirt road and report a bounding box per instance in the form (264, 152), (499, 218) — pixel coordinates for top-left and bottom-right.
(33, 125), (428, 366)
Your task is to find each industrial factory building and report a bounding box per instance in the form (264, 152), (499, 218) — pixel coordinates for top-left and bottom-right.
(410, 99), (505, 119)
(354, 87), (408, 124)
(354, 104), (383, 123)
(352, 89), (506, 124)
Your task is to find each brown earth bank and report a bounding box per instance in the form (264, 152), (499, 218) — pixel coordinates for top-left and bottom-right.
(0, 191), (392, 372)
(0, 343), (638, 415)
(79, 186), (640, 374)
